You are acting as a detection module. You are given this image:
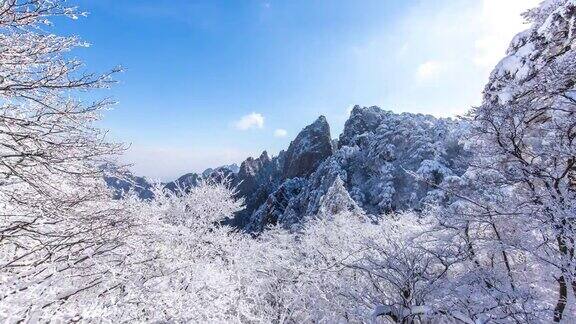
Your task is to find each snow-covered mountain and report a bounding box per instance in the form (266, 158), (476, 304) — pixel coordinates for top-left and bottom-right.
(106, 164), (239, 199)
(109, 106), (468, 231)
(104, 167), (155, 200)
(246, 106), (468, 230)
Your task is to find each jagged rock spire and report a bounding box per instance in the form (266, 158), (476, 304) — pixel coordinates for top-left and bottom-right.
(282, 115), (333, 179)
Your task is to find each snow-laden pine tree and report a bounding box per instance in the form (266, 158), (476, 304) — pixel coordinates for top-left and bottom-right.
(458, 0), (576, 321)
(0, 1), (127, 321)
(318, 176), (362, 217)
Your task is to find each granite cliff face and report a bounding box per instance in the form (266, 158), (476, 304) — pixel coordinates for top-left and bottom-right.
(229, 151), (279, 227)
(282, 116), (333, 179)
(229, 117), (334, 227)
(235, 151), (273, 195)
(246, 177), (306, 231)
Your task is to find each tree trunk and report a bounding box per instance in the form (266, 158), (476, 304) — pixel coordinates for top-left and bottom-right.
(553, 275), (568, 322)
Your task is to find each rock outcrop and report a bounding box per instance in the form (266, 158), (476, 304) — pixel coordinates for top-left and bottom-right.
(229, 151), (279, 227)
(230, 117), (334, 227)
(246, 177), (306, 231)
(278, 107), (468, 227)
(282, 116), (333, 179)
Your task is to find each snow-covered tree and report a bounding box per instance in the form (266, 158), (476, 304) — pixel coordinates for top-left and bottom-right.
(245, 209), (498, 323)
(445, 0), (576, 321)
(0, 1), (126, 320)
(318, 176), (362, 217)
(93, 181), (250, 322)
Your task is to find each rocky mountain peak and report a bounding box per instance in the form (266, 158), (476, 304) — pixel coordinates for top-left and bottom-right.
(259, 150), (271, 162)
(239, 151), (271, 178)
(164, 172), (202, 193)
(282, 115), (333, 179)
(339, 105), (387, 148)
(202, 163), (240, 178)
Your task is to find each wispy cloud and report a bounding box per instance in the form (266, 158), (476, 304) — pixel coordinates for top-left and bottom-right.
(416, 60), (442, 82)
(234, 112), (265, 130)
(273, 129), (287, 137)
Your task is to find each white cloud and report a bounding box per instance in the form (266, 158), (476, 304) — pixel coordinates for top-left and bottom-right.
(416, 60), (442, 81)
(474, 0), (541, 68)
(273, 129), (287, 137)
(234, 112), (264, 130)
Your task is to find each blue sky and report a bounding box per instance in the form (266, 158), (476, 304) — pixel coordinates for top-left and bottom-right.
(60, 0), (538, 180)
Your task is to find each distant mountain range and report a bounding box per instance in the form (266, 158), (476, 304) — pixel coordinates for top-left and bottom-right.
(107, 105), (468, 231)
